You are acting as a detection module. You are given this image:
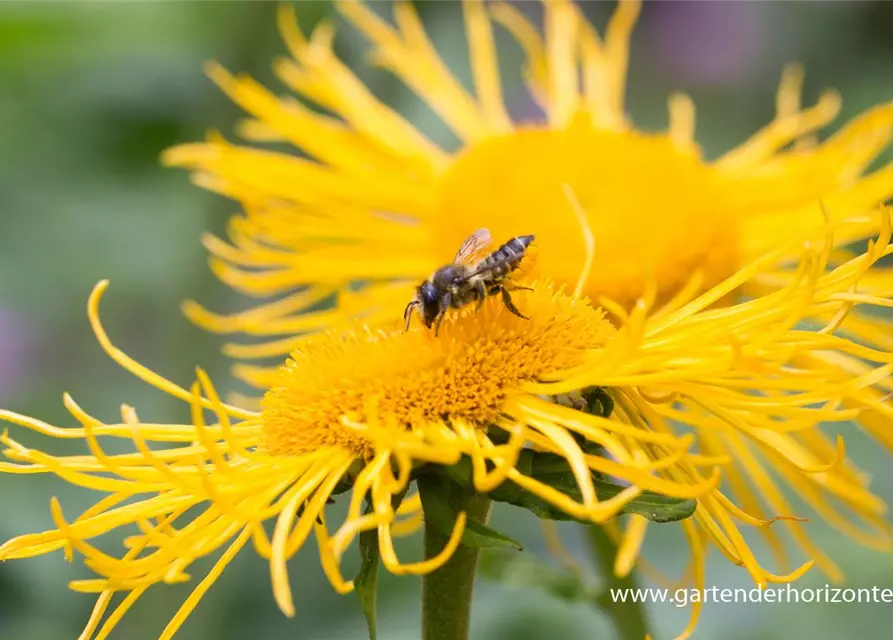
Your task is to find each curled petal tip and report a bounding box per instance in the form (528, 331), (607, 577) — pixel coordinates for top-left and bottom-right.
(92, 279), (110, 296)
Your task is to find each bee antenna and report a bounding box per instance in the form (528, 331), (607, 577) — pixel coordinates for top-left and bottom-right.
(403, 299), (419, 332)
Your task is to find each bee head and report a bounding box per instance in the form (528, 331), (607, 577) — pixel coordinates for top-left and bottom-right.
(419, 281), (440, 327)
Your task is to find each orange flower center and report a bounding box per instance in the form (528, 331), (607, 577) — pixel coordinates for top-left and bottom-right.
(435, 118), (741, 308)
(260, 284), (614, 457)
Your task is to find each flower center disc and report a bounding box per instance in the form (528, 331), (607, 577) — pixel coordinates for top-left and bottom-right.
(436, 121), (740, 307)
(260, 285), (614, 458)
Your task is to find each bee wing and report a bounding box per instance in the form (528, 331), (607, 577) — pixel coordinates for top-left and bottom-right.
(453, 228), (493, 266)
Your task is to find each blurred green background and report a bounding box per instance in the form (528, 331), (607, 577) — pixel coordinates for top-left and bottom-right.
(1, 1), (893, 639)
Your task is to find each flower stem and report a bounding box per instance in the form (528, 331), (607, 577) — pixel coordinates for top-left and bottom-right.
(585, 525), (650, 640)
(419, 480), (492, 640)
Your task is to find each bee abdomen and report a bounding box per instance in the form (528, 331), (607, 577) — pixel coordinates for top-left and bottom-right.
(476, 235), (535, 278)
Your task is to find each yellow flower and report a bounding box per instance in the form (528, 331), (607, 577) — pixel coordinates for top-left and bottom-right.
(162, 0), (893, 573)
(0, 278), (695, 639)
(4, 205), (893, 638)
(165, 0), (893, 369)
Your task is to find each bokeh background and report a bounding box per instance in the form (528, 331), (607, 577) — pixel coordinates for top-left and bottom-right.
(2, 1), (893, 639)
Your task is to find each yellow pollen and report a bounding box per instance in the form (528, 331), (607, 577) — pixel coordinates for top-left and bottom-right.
(261, 283), (614, 457)
(436, 119), (741, 308)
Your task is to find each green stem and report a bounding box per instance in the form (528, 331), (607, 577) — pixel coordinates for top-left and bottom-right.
(419, 479), (492, 640)
(585, 525), (650, 640)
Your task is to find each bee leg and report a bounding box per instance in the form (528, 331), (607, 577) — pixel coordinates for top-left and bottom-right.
(498, 286), (529, 320)
(508, 285), (534, 292)
(475, 279), (488, 310)
(434, 293), (451, 336)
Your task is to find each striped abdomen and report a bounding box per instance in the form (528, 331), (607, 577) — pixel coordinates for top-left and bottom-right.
(474, 235), (535, 280)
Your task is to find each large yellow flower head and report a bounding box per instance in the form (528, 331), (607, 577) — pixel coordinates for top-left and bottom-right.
(0, 279), (690, 639)
(166, 0), (893, 364)
(3, 211), (892, 638)
(162, 0), (893, 592)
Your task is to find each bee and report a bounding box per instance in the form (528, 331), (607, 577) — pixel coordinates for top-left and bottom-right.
(404, 228), (535, 335)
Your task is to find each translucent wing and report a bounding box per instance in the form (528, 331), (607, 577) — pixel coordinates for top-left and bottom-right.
(452, 228), (493, 266)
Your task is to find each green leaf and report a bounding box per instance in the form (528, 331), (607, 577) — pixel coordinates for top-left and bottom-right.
(441, 432), (697, 525)
(528, 452), (697, 523)
(355, 527), (379, 640)
(595, 479), (697, 523)
(460, 517), (525, 550)
(418, 475), (523, 550)
(479, 550), (597, 604)
(487, 450), (697, 523)
(352, 488), (409, 640)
